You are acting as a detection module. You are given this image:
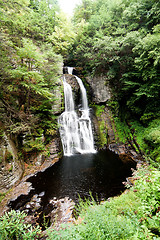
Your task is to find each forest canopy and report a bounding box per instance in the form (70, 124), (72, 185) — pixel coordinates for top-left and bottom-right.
(69, 0), (160, 162)
(70, 0), (160, 119)
(0, 0), (74, 144)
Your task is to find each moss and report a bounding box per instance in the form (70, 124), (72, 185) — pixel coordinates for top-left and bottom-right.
(94, 105), (105, 117)
(94, 104), (108, 147)
(99, 120), (108, 147)
(130, 119), (160, 164)
(107, 99), (119, 116)
(0, 192), (6, 203)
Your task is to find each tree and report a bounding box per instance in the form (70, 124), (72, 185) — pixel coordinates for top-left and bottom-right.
(0, 0), (62, 156)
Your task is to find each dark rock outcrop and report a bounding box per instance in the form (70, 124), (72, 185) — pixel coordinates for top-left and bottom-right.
(87, 75), (112, 103)
(0, 134), (23, 193)
(0, 138), (60, 216)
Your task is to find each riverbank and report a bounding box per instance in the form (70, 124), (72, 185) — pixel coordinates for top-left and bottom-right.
(46, 164), (160, 239)
(0, 139), (59, 216)
(0, 163), (159, 239)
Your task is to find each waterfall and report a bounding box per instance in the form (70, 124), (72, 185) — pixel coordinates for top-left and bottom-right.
(75, 76), (88, 111)
(67, 67), (73, 75)
(58, 67), (96, 156)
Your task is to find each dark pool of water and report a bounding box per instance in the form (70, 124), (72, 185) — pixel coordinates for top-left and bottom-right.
(27, 149), (136, 204)
(9, 149), (136, 229)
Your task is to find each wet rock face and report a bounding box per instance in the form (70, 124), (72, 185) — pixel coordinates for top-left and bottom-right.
(9, 192), (75, 231)
(86, 75), (112, 104)
(64, 74), (80, 108)
(65, 74), (79, 91)
(48, 197), (75, 229)
(0, 135), (23, 193)
(0, 162), (23, 193)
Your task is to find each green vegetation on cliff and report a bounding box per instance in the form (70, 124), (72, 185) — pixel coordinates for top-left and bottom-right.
(0, 0), (159, 163)
(69, 0), (160, 163)
(0, 0), (75, 158)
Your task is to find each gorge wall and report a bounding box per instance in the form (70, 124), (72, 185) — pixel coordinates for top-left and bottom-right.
(0, 68), (63, 193)
(0, 68), (141, 195)
(84, 72), (142, 163)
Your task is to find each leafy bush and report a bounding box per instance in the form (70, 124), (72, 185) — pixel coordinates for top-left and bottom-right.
(22, 136), (45, 153)
(113, 117), (131, 144)
(133, 166), (160, 234)
(0, 210), (41, 239)
(144, 120), (160, 163)
(130, 119), (160, 163)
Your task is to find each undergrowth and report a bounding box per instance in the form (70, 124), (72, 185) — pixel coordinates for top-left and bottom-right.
(112, 114), (160, 165)
(130, 119), (160, 164)
(113, 117), (131, 144)
(0, 210), (41, 239)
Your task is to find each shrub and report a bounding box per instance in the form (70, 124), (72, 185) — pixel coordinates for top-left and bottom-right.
(0, 210), (41, 239)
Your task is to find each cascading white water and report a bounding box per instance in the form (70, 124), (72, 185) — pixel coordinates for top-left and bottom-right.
(75, 76), (88, 111)
(58, 77), (80, 156)
(58, 67), (96, 156)
(67, 67), (73, 75)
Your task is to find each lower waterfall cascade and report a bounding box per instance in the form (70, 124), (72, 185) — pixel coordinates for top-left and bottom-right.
(58, 67), (96, 156)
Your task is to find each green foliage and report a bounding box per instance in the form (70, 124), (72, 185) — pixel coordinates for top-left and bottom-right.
(49, 13), (76, 58)
(144, 120), (160, 163)
(130, 119), (160, 163)
(133, 166), (160, 234)
(0, 0), (71, 159)
(95, 105), (105, 117)
(94, 105), (108, 147)
(70, 0), (160, 165)
(113, 117), (131, 144)
(73, 0), (95, 23)
(47, 167), (160, 239)
(98, 119), (108, 147)
(107, 99), (119, 116)
(0, 193), (6, 203)
(22, 135), (45, 153)
(0, 210), (41, 239)
(71, 0), (160, 115)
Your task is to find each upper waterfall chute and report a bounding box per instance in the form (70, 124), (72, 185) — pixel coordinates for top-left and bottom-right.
(75, 76), (88, 111)
(63, 77), (74, 112)
(67, 67), (73, 75)
(58, 67), (96, 156)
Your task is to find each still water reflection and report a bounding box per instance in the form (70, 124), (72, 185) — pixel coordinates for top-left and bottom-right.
(29, 149), (136, 203)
